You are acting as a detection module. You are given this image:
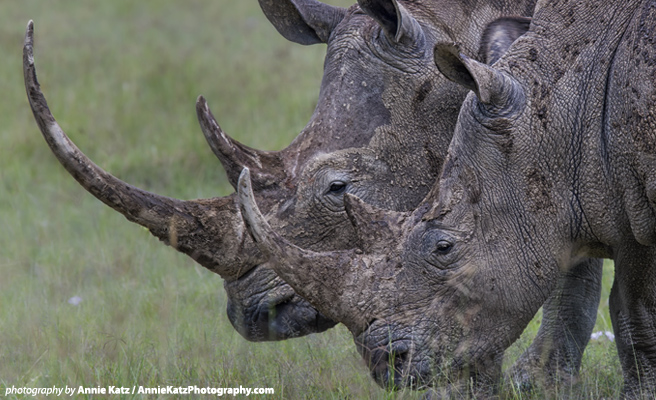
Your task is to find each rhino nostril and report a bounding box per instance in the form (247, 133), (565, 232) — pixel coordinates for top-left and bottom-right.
(389, 346), (411, 378)
(392, 349), (407, 371)
(365, 342), (413, 389)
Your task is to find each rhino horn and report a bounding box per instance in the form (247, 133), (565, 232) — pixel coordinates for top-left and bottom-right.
(357, 0), (425, 45)
(23, 20), (181, 231)
(344, 193), (408, 253)
(434, 42), (525, 111)
(238, 168), (371, 331)
(258, 0), (347, 45)
(196, 96), (286, 191)
(24, 21), (261, 280)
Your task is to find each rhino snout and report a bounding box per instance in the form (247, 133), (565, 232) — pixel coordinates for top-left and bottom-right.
(224, 265), (336, 342)
(355, 323), (432, 390)
(226, 295), (336, 342)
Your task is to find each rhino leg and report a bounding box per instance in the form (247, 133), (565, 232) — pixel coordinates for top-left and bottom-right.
(508, 257), (602, 390)
(610, 245), (656, 399)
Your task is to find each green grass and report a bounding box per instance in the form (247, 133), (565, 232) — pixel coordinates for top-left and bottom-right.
(1, 1), (620, 398)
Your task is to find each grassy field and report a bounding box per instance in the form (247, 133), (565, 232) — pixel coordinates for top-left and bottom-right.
(1, 1), (621, 398)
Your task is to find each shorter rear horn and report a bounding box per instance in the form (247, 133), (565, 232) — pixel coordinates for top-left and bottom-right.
(196, 96), (286, 191)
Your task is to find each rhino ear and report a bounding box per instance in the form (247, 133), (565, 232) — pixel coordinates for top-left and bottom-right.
(357, 0), (424, 44)
(258, 0), (347, 45)
(344, 194), (408, 253)
(434, 42), (523, 110)
(479, 16), (531, 64)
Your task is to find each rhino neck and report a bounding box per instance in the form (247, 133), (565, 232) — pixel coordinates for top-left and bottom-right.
(596, 0), (656, 248)
(494, 0), (649, 255)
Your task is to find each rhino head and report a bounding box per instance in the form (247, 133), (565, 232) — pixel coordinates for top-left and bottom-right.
(24, 0), (537, 343)
(238, 165), (527, 392)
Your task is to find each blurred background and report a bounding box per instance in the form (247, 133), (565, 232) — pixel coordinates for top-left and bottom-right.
(0, 1), (619, 398)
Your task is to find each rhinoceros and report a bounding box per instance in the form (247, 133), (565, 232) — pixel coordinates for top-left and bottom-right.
(208, 0), (548, 345)
(238, 0), (656, 396)
(25, 0), (596, 390)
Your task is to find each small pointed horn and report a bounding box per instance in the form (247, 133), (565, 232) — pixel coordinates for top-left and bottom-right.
(344, 193), (409, 253)
(196, 96), (286, 191)
(24, 21), (264, 281)
(238, 168), (371, 330)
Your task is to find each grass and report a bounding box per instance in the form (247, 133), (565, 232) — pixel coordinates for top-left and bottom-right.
(1, 1), (620, 398)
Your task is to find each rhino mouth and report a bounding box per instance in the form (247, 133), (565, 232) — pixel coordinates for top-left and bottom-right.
(224, 263), (337, 342)
(353, 320), (489, 392)
(354, 321), (433, 390)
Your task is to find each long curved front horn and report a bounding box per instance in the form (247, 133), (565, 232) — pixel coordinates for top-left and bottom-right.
(24, 20), (265, 281)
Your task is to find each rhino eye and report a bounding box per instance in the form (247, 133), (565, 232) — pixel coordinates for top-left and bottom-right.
(434, 240), (453, 255)
(328, 181), (348, 195)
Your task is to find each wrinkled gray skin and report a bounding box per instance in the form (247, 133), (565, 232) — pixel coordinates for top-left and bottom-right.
(25, 0), (595, 390)
(239, 0), (656, 396)
(221, 0), (544, 343)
